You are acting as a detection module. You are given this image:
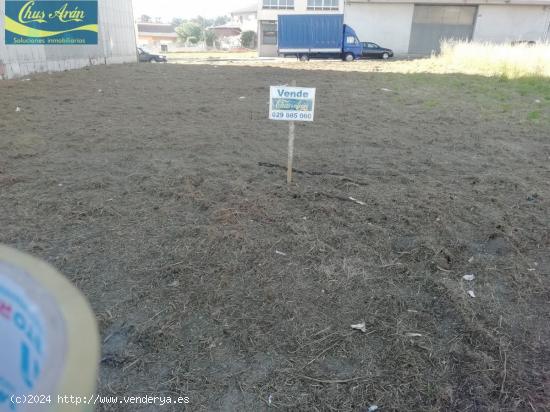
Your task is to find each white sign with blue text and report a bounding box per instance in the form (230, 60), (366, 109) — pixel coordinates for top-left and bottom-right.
(269, 86), (316, 122)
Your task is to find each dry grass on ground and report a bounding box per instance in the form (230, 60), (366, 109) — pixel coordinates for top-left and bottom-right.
(175, 41), (550, 80)
(432, 41), (550, 78)
(168, 50), (257, 60)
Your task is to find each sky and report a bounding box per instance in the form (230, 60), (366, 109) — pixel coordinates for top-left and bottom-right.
(132, 0), (256, 21)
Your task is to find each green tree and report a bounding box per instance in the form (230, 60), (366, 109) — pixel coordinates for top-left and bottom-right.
(241, 31), (257, 49)
(171, 18), (184, 27)
(193, 16), (209, 29)
(214, 16), (229, 26)
(204, 30), (217, 48)
(176, 22), (203, 44)
(175, 15), (229, 45)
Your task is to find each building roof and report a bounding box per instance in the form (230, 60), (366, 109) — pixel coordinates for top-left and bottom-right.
(208, 23), (242, 30)
(137, 23), (176, 34)
(208, 25), (242, 37)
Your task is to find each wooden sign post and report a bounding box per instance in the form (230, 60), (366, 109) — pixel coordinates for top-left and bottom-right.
(287, 80), (297, 184)
(269, 81), (316, 185)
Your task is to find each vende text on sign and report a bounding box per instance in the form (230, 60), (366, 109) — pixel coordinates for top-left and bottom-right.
(269, 86), (316, 122)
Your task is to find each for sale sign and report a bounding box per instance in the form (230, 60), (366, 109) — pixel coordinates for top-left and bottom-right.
(269, 86), (316, 122)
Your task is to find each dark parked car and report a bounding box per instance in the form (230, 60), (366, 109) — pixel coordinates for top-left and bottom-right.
(138, 48), (167, 63)
(361, 42), (394, 59)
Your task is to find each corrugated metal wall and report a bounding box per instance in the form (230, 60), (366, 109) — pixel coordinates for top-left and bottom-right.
(0, 0), (137, 79)
(408, 5), (477, 54)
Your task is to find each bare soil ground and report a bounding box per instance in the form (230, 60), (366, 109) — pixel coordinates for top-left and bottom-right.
(1, 62), (549, 411)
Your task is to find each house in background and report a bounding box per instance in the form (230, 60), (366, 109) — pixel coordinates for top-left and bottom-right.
(137, 23), (178, 52)
(206, 5), (258, 50)
(207, 24), (243, 49)
(231, 4), (259, 33)
(256, 0), (550, 57)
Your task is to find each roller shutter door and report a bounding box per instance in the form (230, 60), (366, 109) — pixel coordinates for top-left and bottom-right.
(409, 5), (477, 55)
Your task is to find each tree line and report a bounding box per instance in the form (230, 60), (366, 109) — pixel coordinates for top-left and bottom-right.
(139, 15), (256, 48)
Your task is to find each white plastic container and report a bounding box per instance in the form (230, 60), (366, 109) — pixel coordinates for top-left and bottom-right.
(0, 246), (99, 412)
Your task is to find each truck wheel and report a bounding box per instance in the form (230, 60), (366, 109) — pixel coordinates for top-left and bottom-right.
(298, 54), (309, 62)
(343, 53), (355, 62)
(382, 52), (390, 60)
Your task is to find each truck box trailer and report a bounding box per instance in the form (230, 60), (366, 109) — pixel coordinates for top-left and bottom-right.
(277, 14), (363, 61)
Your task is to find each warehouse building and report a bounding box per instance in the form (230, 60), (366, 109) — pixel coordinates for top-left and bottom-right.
(0, 0), (137, 79)
(257, 0), (550, 56)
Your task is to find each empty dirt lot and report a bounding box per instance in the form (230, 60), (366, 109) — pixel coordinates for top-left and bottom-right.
(1, 62), (549, 411)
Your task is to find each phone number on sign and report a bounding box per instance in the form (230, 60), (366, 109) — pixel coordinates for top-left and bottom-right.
(271, 111), (313, 120)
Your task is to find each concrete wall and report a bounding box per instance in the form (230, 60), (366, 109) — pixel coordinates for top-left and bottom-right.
(258, 21), (278, 57)
(473, 5), (550, 42)
(0, 0), (137, 79)
(258, 42), (278, 57)
(345, 3), (414, 54)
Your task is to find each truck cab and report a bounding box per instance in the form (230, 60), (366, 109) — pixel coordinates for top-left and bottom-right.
(342, 25), (363, 61)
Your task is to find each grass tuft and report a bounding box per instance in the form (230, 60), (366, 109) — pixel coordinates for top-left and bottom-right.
(435, 40), (550, 78)
(528, 110), (541, 120)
